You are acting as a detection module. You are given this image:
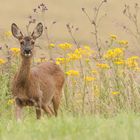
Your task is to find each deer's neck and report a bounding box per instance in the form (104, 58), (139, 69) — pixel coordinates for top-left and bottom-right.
(17, 57), (32, 84)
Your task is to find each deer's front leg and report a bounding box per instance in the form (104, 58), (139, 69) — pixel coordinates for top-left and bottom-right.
(35, 97), (42, 119)
(36, 107), (41, 119)
(15, 98), (23, 121)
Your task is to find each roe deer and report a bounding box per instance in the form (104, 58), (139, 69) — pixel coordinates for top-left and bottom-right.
(11, 23), (65, 120)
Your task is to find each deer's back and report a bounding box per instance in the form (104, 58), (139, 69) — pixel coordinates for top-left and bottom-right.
(32, 61), (64, 85)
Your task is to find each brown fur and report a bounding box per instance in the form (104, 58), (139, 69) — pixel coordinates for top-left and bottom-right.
(11, 23), (65, 120)
(12, 58), (64, 119)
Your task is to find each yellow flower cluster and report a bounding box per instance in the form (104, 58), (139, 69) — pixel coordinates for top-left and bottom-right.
(58, 43), (72, 50)
(126, 56), (139, 69)
(113, 58), (125, 65)
(49, 43), (55, 48)
(0, 59), (6, 65)
(85, 76), (96, 82)
(134, 67), (140, 71)
(65, 70), (79, 76)
(96, 63), (110, 69)
(76, 46), (94, 57)
(92, 70), (98, 75)
(10, 47), (20, 55)
(112, 91), (120, 95)
(110, 34), (117, 40)
(56, 57), (69, 65)
(67, 46), (94, 61)
(118, 40), (128, 45)
(110, 34), (128, 45)
(7, 99), (14, 105)
(5, 31), (12, 38)
(56, 46), (94, 64)
(104, 48), (124, 59)
(67, 52), (81, 61)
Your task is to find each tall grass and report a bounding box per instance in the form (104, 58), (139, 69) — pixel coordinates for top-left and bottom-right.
(0, 112), (140, 140)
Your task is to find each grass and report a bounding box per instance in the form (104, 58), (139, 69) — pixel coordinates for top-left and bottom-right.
(0, 112), (139, 140)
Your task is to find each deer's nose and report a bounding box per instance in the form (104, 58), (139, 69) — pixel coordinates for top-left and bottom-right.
(24, 48), (31, 54)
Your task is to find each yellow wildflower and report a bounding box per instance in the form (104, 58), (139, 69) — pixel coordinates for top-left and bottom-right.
(114, 58), (125, 65)
(67, 46), (93, 61)
(56, 61), (60, 65)
(58, 43), (72, 50)
(85, 58), (90, 63)
(114, 48), (124, 54)
(80, 46), (94, 57)
(73, 47), (93, 58)
(0, 59), (6, 65)
(114, 61), (125, 65)
(7, 99), (14, 105)
(84, 45), (91, 50)
(128, 56), (139, 60)
(92, 70), (98, 75)
(104, 50), (114, 59)
(134, 67), (140, 71)
(74, 49), (83, 57)
(118, 40), (128, 45)
(85, 76), (96, 82)
(49, 43), (55, 48)
(84, 45), (94, 54)
(96, 63), (110, 69)
(5, 31), (12, 37)
(56, 57), (69, 65)
(65, 70), (79, 76)
(110, 34), (117, 40)
(126, 56), (139, 68)
(104, 48), (124, 59)
(67, 53), (81, 61)
(10, 47), (20, 55)
(112, 91), (120, 95)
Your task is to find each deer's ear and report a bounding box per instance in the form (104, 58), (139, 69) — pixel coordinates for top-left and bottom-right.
(31, 23), (43, 39)
(11, 23), (23, 39)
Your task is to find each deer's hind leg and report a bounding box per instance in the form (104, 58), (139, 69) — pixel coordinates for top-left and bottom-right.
(42, 104), (54, 117)
(52, 90), (62, 117)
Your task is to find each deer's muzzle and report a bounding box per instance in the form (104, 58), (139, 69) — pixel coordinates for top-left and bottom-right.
(23, 48), (32, 57)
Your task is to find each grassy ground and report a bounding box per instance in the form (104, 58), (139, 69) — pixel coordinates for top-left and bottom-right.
(0, 112), (139, 140)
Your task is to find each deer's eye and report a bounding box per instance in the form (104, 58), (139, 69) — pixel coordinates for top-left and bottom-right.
(31, 41), (35, 45)
(20, 41), (24, 45)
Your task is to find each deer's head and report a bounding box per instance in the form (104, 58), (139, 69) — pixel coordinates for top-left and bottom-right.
(11, 23), (43, 58)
